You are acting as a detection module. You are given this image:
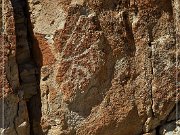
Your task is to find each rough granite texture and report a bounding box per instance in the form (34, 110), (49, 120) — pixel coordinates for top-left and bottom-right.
(0, 0), (180, 135)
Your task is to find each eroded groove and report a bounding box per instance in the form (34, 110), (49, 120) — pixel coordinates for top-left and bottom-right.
(10, 0), (43, 134)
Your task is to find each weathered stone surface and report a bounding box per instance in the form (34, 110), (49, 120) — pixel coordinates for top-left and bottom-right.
(27, 0), (180, 135)
(1, 0), (180, 135)
(28, 0), (180, 135)
(0, 0), (37, 135)
(0, 0), (23, 134)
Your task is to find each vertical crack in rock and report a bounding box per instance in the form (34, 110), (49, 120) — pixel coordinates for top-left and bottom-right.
(11, 0), (38, 98)
(147, 26), (155, 122)
(10, 0), (43, 135)
(146, 1), (179, 133)
(13, 102), (19, 135)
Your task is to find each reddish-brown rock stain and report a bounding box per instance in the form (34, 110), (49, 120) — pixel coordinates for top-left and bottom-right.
(34, 34), (56, 66)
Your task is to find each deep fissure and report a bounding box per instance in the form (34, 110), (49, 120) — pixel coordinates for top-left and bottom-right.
(10, 0), (42, 134)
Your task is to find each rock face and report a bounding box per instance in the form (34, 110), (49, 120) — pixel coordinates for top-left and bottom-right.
(1, 0), (180, 135)
(0, 0), (30, 135)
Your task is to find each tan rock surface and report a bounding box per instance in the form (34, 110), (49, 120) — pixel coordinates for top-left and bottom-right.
(0, 0), (180, 135)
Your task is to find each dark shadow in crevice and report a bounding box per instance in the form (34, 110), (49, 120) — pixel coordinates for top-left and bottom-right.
(10, 0), (43, 134)
(24, 0), (43, 134)
(122, 11), (136, 58)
